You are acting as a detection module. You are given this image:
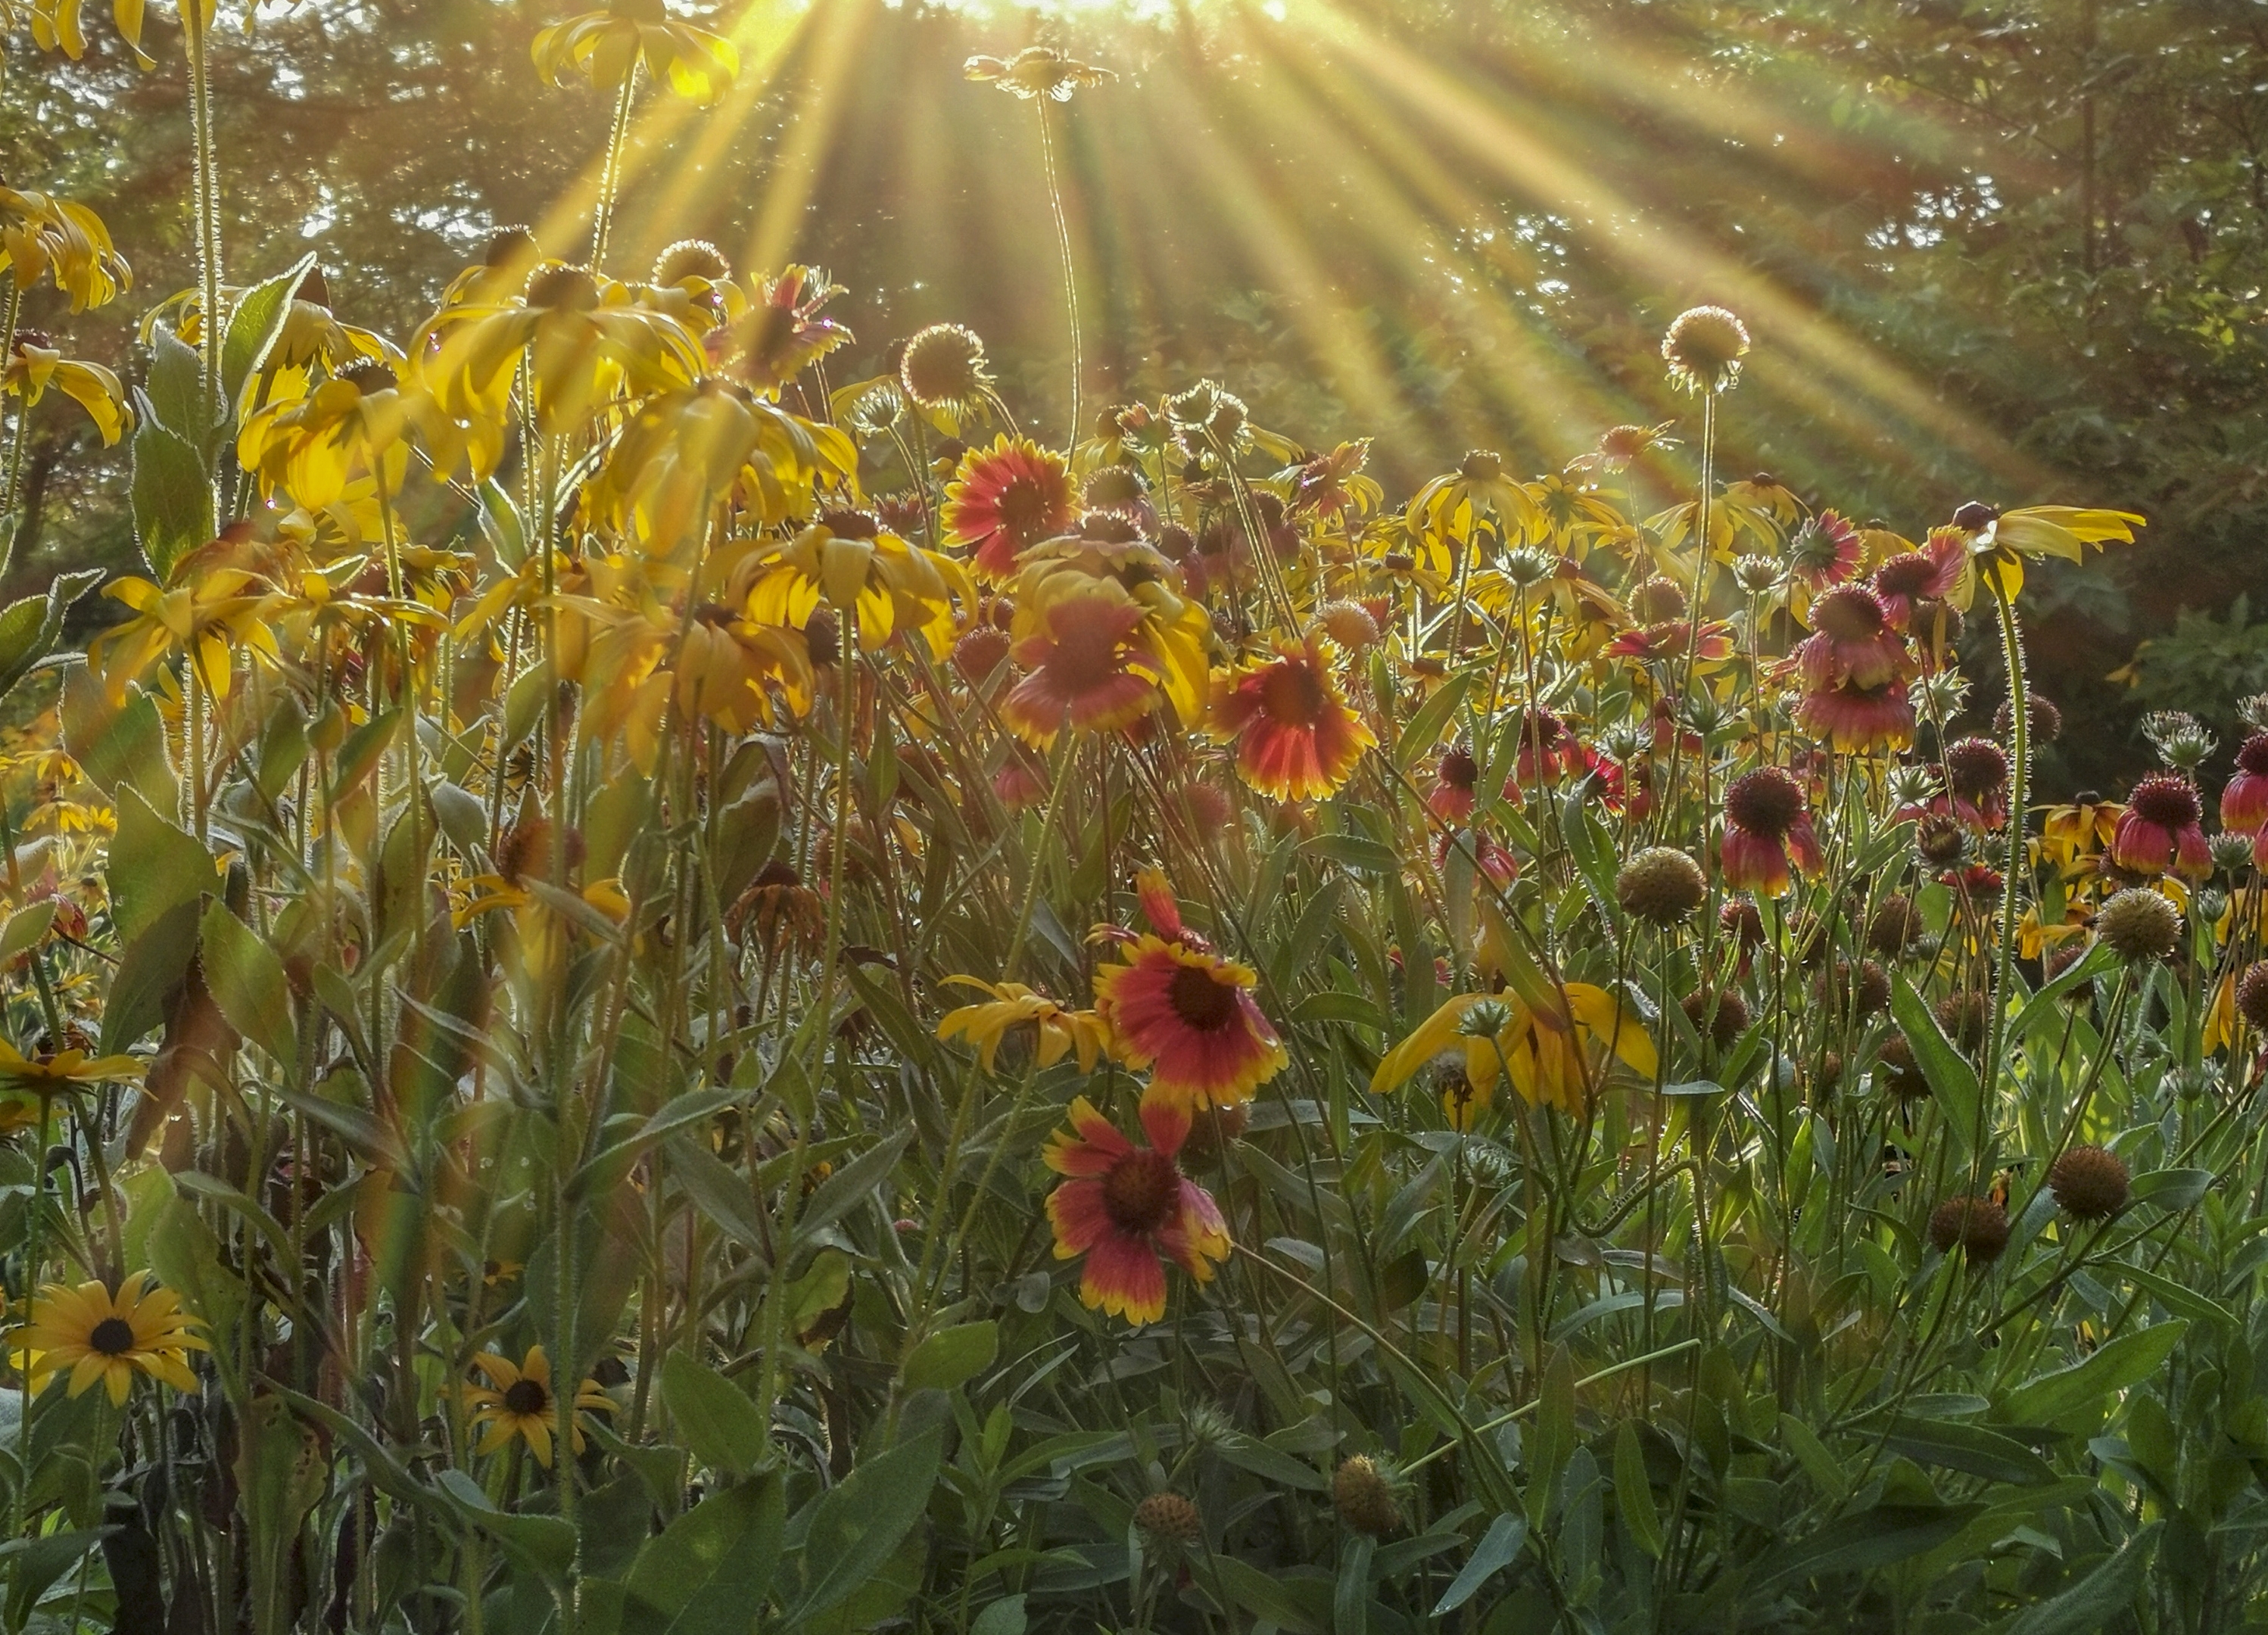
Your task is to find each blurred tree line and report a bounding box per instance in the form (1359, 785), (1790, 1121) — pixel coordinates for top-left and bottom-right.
(4, 0), (2261, 786)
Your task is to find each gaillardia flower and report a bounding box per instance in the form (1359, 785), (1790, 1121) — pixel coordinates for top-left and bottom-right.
(942, 437), (1075, 584)
(463, 1344), (615, 1467)
(1796, 677), (1914, 755)
(11, 1273), (207, 1404)
(1044, 1095), (1228, 1325)
(2223, 734), (2268, 835)
(999, 580), (1170, 748)
(1794, 584), (1907, 693)
(2111, 774), (2211, 880)
(1093, 936), (1288, 1112)
(1721, 766), (1824, 895)
(1207, 634), (1375, 802)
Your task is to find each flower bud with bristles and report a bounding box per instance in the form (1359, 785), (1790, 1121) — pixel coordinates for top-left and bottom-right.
(1616, 847), (1706, 926)
(653, 238), (731, 285)
(1332, 1456), (1402, 1537)
(2238, 961), (2268, 1032)
(2095, 887), (2182, 964)
(899, 322), (992, 416)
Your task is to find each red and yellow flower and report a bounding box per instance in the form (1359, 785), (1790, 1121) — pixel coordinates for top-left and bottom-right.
(1720, 766), (1824, 895)
(942, 436), (1076, 584)
(1093, 936), (1287, 1113)
(1207, 634), (1375, 802)
(2112, 775), (2211, 880)
(1044, 1095), (1229, 1325)
(1000, 578), (1173, 748)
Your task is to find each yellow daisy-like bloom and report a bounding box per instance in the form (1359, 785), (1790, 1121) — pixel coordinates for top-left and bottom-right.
(2039, 798), (2122, 872)
(963, 45), (1114, 102)
(936, 977), (1108, 1073)
(3, 332), (129, 446)
(0, 1038), (145, 1096)
(1408, 450), (1541, 555)
(533, 0), (740, 104)
(86, 569), (277, 706)
(0, 185), (129, 310)
(585, 375), (854, 547)
(1372, 986), (1656, 1116)
(463, 1345), (614, 1467)
(731, 515), (969, 657)
(1946, 503), (2146, 606)
(237, 363), (419, 509)
(10, 1272), (207, 1406)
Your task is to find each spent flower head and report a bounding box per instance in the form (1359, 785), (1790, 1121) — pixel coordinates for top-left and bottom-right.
(2142, 710), (2217, 772)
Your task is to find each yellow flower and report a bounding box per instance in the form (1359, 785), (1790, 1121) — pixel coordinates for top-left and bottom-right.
(586, 376), (855, 547)
(1950, 503), (2145, 605)
(236, 363), (419, 509)
(1409, 450), (1540, 556)
(533, 0), (740, 104)
(2039, 798), (2122, 871)
(0, 1038), (144, 1095)
(3, 332), (129, 445)
(732, 515), (969, 656)
(10, 1272), (207, 1405)
(415, 261), (705, 453)
(1372, 986), (1656, 1115)
(936, 977), (1108, 1073)
(0, 185), (129, 310)
(88, 570), (276, 705)
(463, 1345), (614, 1466)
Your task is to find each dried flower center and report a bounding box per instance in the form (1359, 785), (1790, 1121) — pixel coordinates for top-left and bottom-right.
(1258, 659), (1327, 728)
(1438, 749), (1478, 789)
(1101, 1149), (1181, 1235)
(89, 1317), (136, 1356)
(1168, 964), (1241, 1033)
(1726, 768), (1802, 837)
(503, 1378), (550, 1417)
(1814, 586), (1886, 641)
(2239, 734), (2268, 777)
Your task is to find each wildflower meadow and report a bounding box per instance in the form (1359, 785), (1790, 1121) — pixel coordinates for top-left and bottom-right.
(1, 1), (2265, 1630)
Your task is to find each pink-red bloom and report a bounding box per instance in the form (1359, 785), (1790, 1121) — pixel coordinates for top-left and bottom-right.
(2112, 774), (2211, 880)
(1720, 766), (1824, 895)
(1093, 935), (1288, 1112)
(2224, 735), (2268, 833)
(1045, 1095), (1229, 1325)
(1794, 584), (1908, 693)
(1796, 677), (1914, 754)
(1789, 509), (1862, 596)
(999, 583), (1164, 747)
(1869, 531), (1965, 631)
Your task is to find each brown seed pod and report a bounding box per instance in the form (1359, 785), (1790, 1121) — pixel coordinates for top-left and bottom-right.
(1132, 1491), (1202, 1545)
(1616, 847), (1707, 927)
(2048, 1145), (2130, 1221)
(1332, 1455), (1402, 1537)
(1927, 1196), (2011, 1263)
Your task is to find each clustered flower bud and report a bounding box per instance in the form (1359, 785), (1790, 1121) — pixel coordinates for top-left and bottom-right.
(1134, 1491), (1202, 1545)
(2094, 887), (2182, 964)
(1332, 1456), (1402, 1537)
(1682, 988), (1749, 1049)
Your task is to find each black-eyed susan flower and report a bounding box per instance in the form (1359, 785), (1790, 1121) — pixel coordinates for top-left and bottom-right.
(0, 1038), (144, 1097)
(1092, 935), (1286, 1113)
(3, 332), (129, 446)
(463, 1345), (614, 1466)
(1409, 450), (1538, 553)
(0, 185), (129, 310)
(1947, 500), (2145, 603)
(1719, 766), (1824, 895)
(2042, 796), (2120, 871)
(1043, 1094), (1227, 1326)
(734, 512), (968, 658)
(942, 437), (1076, 584)
(11, 1272), (207, 1405)
(87, 569), (276, 706)
(936, 977), (1108, 1073)
(533, 0), (740, 103)
(1371, 986), (1656, 1116)
(236, 362), (419, 510)
(1207, 633), (1375, 803)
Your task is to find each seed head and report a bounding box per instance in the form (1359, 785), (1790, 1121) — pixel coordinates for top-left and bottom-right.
(1332, 1456), (1402, 1537)
(1316, 600), (1382, 651)
(1133, 1491), (1203, 1545)
(1615, 847), (1707, 926)
(1927, 1195), (2011, 1263)
(2238, 961), (2268, 1032)
(1682, 988), (1749, 1049)
(899, 323), (991, 415)
(952, 625), (1011, 683)
(1993, 690), (2063, 743)
(2048, 1145), (2129, 1221)
(1867, 894), (1924, 958)
(1662, 305), (1750, 394)
(653, 238), (731, 285)
(2094, 887), (2182, 964)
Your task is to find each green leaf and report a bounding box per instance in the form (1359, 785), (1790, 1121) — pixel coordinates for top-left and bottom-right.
(1613, 1422), (1665, 1558)
(1754, 1504), (1986, 1590)
(328, 707), (400, 802)
(1879, 1415), (2056, 1485)
(1432, 1512), (1525, 1614)
(61, 662), (173, 809)
(1526, 1347), (1575, 1528)
(0, 569), (101, 705)
(221, 253), (318, 421)
(109, 786), (215, 945)
(1394, 671), (1471, 770)
(1304, 833), (1399, 876)
(144, 324), (213, 453)
(1333, 1531), (1373, 1635)
(781, 1428), (941, 1630)
(1218, 1432), (1329, 1493)
(622, 1470), (787, 1635)
(435, 1468), (578, 1586)
(968, 1594), (1026, 1635)
(660, 1352), (770, 1478)
(1890, 974), (1980, 1160)
(2, 1529), (114, 1627)
(198, 900), (298, 1065)
(147, 1191), (245, 1349)
(792, 1126), (913, 1247)
(0, 901), (56, 967)
(569, 1086), (745, 1202)
(2005, 1523), (2159, 1635)
(129, 410), (213, 582)
(1211, 1556), (1323, 1635)
(234, 1395), (329, 1635)
(1999, 1322), (2189, 1428)
(901, 1320), (998, 1394)
(2129, 1168), (2213, 1211)
(99, 898), (201, 1055)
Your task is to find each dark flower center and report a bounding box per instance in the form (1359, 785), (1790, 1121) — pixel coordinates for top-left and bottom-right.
(1814, 585), (1886, 641)
(1047, 621), (1124, 696)
(1726, 768), (1803, 837)
(1945, 738), (2009, 799)
(88, 1317), (136, 1356)
(1438, 748), (1478, 789)
(2239, 734), (2268, 777)
(1258, 659), (1327, 728)
(1101, 1149), (1181, 1235)
(503, 1378), (550, 1417)
(1871, 554), (1933, 600)
(2129, 774), (2201, 829)
(996, 478), (1059, 542)
(1167, 964), (1241, 1033)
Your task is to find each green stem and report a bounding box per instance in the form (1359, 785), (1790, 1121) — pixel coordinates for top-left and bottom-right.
(1979, 571), (2029, 1185)
(1035, 101), (1082, 451)
(591, 67), (640, 275)
(184, 0), (224, 425)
